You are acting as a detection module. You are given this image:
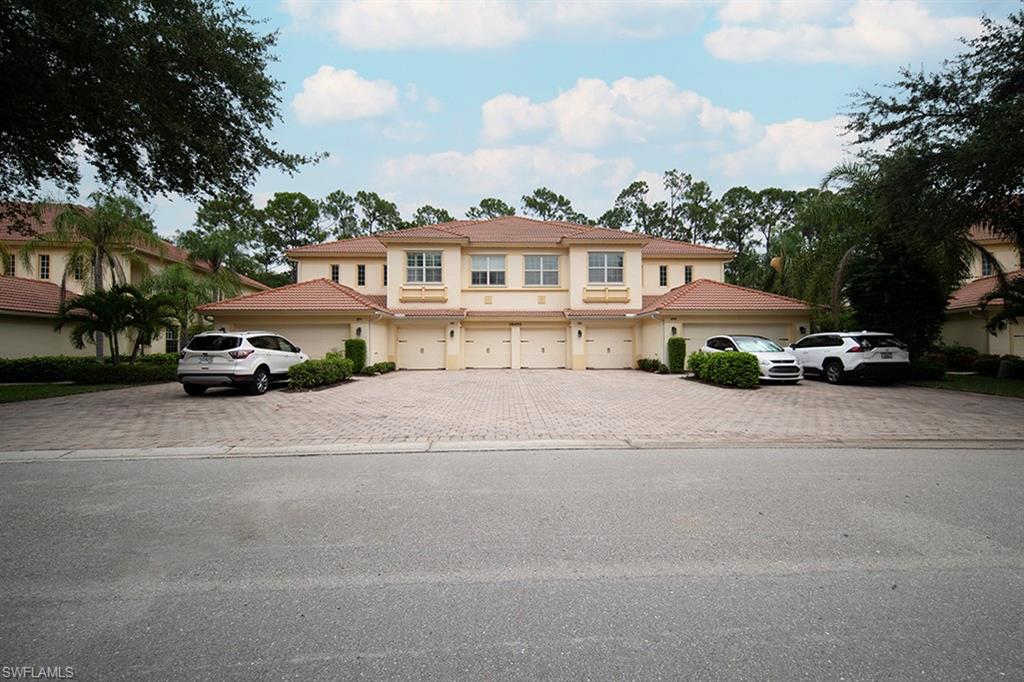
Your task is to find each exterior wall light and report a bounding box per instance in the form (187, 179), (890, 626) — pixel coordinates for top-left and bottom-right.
(577, 329), (583, 339)
(671, 326), (678, 336)
(449, 329), (455, 338)
(355, 327), (362, 337)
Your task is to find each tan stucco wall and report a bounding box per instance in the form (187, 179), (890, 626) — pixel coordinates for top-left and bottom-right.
(295, 257), (387, 295)
(941, 311), (993, 353)
(567, 245), (644, 309)
(0, 314), (97, 358)
(386, 243), (464, 310)
(969, 243), (1021, 279)
(641, 259), (726, 295)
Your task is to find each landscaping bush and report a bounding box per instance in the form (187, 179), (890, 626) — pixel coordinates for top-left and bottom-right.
(69, 362), (177, 385)
(0, 356), (101, 382)
(973, 354), (1002, 377)
(344, 338), (367, 373)
(997, 354), (1024, 380)
(373, 361), (396, 373)
(360, 366), (378, 376)
(136, 352), (179, 365)
(288, 356), (354, 389)
(636, 358), (660, 372)
(667, 337), (686, 373)
(688, 351), (760, 389)
(938, 343), (980, 371)
(907, 359), (946, 381)
(922, 351), (948, 369)
(656, 363), (670, 374)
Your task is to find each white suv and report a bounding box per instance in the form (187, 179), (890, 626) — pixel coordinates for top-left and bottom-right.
(786, 331), (910, 384)
(701, 335), (803, 383)
(177, 331), (309, 396)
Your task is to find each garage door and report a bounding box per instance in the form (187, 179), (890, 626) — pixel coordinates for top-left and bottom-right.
(464, 327), (511, 368)
(682, 323), (792, 353)
(520, 327), (567, 368)
(397, 327), (446, 369)
(586, 327), (633, 369)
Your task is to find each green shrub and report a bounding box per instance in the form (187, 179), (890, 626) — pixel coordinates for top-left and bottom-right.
(667, 336), (686, 373)
(998, 355), (1024, 380)
(136, 352), (180, 365)
(344, 338), (367, 373)
(921, 351), (947, 369)
(907, 359), (946, 381)
(360, 366), (378, 376)
(0, 356), (101, 382)
(656, 363), (670, 374)
(973, 354), (1001, 377)
(688, 351), (760, 388)
(938, 343), (979, 371)
(288, 356), (355, 389)
(636, 358), (660, 372)
(69, 362), (177, 385)
(373, 361), (396, 373)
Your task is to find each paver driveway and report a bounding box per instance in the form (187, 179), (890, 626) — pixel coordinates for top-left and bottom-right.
(1, 370), (1022, 451)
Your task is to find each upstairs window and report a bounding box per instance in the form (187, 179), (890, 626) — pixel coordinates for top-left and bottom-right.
(659, 265), (668, 287)
(471, 255), (506, 286)
(39, 254), (50, 280)
(4, 254), (13, 276)
(383, 264), (388, 286)
(357, 264), (366, 286)
(684, 265), (693, 284)
(72, 256), (84, 280)
(524, 255), (559, 286)
(588, 252), (624, 284)
(981, 253), (995, 277)
(407, 251), (442, 283)
(330, 264), (339, 283)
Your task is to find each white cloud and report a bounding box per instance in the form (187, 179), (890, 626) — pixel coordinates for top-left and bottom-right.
(292, 66), (399, 124)
(705, 0), (980, 64)
(482, 76), (759, 148)
(284, 0), (704, 50)
(405, 84), (443, 114)
(714, 116), (850, 181)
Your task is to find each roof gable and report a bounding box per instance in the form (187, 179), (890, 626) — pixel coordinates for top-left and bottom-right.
(196, 278), (386, 313)
(644, 279), (809, 312)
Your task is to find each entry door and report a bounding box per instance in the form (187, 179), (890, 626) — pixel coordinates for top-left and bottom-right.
(464, 328), (511, 368)
(586, 327), (633, 368)
(397, 327), (446, 369)
(520, 327), (567, 368)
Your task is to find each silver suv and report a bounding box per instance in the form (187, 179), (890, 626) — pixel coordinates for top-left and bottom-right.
(786, 331), (910, 384)
(177, 331), (309, 396)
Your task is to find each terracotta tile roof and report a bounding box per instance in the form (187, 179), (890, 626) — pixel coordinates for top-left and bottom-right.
(0, 202), (268, 291)
(286, 235), (387, 256)
(390, 308), (466, 318)
(465, 309), (567, 318)
(565, 308), (645, 318)
(364, 294), (388, 308)
(969, 224), (1010, 242)
(644, 279), (810, 312)
(196, 278), (387, 313)
(948, 270), (1022, 310)
(641, 236), (734, 257)
(0, 275), (69, 315)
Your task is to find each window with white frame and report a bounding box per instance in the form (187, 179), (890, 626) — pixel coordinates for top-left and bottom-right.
(659, 265), (668, 287)
(72, 256), (83, 280)
(684, 265), (693, 284)
(981, 253), (995, 277)
(470, 255), (505, 286)
(164, 327), (179, 353)
(407, 251), (442, 283)
(330, 264), (339, 282)
(588, 252), (624, 284)
(39, 254), (50, 279)
(524, 255), (558, 286)
(357, 264), (366, 286)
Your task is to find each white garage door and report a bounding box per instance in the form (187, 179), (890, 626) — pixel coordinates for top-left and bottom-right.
(464, 327), (511, 368)
(683, 323), (792, 352)
(520, 327), (567, 368)
(397, 326), (446, 369)
(586, 327), (633, 369)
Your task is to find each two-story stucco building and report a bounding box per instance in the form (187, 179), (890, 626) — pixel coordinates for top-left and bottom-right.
(0, 203), (267, 358)
(198, 217), (811, 370)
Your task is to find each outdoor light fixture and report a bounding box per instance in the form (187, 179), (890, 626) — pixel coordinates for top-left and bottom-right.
(355, 327), (362, 337)
(577, 329), (583, 339)
(671, 326), (678, 336)
(449, 330), (455, 338)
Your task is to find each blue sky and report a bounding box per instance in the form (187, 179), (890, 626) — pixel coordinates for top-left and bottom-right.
(81, 0), (1011, 237)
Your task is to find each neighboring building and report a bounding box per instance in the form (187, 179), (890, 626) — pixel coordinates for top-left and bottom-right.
(198, 217), (811, 370)
(0, 203), (267, 358)
(942, 225), (1023, 355)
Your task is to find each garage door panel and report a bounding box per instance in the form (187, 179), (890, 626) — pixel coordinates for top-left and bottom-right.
(683, 323), (791, 351)
(397, 327), (446, 369)
(521, 327), (567, 368)
(464, 328), (511, 368)
(586, 327), (633, 369)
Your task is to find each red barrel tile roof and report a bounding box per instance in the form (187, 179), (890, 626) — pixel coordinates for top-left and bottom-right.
(644, 279), (810, 312)
(948, 270), (1022, 310)
(196, 278), (387, 312)
(0, 276), (69, 315)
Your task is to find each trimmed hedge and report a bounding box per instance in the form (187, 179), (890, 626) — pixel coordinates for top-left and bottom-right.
(344, 338), (367, 373)
(636, 358), (660, 372)
(907, 359), (946, 381)
(687, 351), (760, 389)
(136, 352), (179, 365)
(667, 336), (686, 373)
(69, 362), (177, 385)
(288, 356), (355, 389)
(973, 354), (1002, 377)
(373, 361), (396, 373)
(997, 355), (1024, 380)
(938, 343), (979, 371)
(0, 356), (101, 382)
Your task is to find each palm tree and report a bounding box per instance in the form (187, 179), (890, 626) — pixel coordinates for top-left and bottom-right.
(125, 289), (178, 360)
(20, 193), (164, 356)
(143, 264), (217, 351)
(54, 285), (136, 364)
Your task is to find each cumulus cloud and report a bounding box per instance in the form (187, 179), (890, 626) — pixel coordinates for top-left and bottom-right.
(714, 116), (850, 181)
(482, 76), (759, 148)
(284, 0), (703, 50)
(292, 66), (399, 124)
(705, 0), (980, 64)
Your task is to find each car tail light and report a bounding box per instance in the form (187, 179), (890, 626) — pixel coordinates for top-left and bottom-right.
(229, 349), (254, 359)
(847, 345), (863, 353)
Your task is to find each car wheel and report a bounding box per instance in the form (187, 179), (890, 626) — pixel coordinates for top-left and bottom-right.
(249, 366), (270, 395)
(183, 383), (207, 396)
(824, 361), (845, 385)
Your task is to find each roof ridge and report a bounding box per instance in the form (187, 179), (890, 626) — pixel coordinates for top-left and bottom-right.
(321, 278), (389, 311)
(203, 276), (318, 308)
(694, 278), (810, 305)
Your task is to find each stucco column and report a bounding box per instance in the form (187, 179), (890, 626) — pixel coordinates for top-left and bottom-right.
(510, 323), (522, 369)
(446, 321), (461, 370)
(571, 321), (586, 370)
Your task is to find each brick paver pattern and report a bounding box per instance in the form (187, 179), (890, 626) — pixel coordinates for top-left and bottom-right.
(1, 371), (1022, 451)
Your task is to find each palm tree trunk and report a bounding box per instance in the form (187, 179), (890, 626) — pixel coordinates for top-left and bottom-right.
(93, 251), (105, 358)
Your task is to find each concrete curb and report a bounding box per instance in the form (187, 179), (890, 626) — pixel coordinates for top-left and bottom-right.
(1, 437), (1023, 463)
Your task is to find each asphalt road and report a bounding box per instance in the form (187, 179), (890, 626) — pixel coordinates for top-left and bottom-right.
(0, 448), (1021, 680)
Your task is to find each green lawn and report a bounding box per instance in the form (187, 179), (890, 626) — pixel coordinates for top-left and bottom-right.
(0, 384), (126, 404)
(908, 374), (1024, 399)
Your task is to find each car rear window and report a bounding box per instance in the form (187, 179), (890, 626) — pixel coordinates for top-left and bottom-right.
(854, 335), (906, 350)
(186, 335), (241, 351)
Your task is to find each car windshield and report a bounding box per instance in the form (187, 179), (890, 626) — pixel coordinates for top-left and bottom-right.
(854, 335), (906, 350)
(733, 336), (783, 353)
(186, 335), (241, 351)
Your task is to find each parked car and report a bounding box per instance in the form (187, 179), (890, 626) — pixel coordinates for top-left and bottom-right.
(786, 331), (910, 384)
(700, 335), (803, 383)
(177, 331), (308, 396)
